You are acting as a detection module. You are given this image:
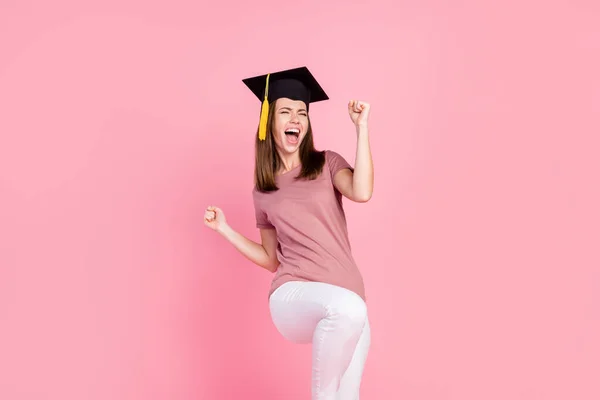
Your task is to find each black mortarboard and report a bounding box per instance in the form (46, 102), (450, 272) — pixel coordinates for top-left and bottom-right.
(242, 66), (329, 140)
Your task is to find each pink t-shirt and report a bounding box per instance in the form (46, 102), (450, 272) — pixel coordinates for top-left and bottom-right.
(252, 150), (366, 302)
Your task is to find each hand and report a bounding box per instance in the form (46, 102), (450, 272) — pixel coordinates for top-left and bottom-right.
(204, 205), (227, 232)
(348, 100), (370, 128)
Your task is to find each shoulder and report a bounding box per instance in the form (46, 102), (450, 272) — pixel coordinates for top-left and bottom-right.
(251, 186), (267, 214)
(324, 149), (353, 174)
(324, 149), (350, 163)
(251, 185), (263, 202)
(252, 184), (276, 203)
(324, 149), (342, 161)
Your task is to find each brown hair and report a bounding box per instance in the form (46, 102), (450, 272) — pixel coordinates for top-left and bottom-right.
(254, 100), (326, 192)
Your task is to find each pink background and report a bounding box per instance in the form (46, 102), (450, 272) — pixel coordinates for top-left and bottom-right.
(1, 1), (599, 399)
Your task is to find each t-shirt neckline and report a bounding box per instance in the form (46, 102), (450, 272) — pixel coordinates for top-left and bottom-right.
(276, 164), (301, 179)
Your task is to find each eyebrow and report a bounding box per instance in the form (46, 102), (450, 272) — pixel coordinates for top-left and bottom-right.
(278, 106), (307, 112)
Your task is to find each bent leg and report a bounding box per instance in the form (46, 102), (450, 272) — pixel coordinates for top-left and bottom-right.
(269, 281), (326, 344)
(268, 281), (369, 400)
(309, 283), (368, 399)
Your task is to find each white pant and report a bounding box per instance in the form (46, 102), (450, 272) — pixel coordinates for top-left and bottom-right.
(269, 281), (371, 400)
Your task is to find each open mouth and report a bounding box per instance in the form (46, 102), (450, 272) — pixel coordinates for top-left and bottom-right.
(284, 128), (300, 144)
(285, 128), (300, 138)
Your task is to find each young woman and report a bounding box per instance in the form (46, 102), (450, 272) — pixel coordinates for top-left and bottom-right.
(204, 66), (374, 399)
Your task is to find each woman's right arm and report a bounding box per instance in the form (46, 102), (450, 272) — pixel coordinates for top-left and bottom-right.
(218, 224), (280, 273)
(205, 205), (279, 272)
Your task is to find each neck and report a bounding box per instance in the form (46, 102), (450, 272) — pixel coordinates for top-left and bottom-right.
(277, 150), (301, 173)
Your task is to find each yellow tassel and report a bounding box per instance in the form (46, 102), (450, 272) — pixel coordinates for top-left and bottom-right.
(258, 73), (270, 141)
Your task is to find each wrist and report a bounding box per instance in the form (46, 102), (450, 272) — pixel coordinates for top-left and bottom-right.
(217, 223), (231, 236)
(356, 124), (369, 134)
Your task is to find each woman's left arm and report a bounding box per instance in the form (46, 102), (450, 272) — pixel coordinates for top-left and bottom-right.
(333, 100), (374, 203)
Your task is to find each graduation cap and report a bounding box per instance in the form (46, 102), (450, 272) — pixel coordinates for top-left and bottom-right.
(242, 66), (329, 140)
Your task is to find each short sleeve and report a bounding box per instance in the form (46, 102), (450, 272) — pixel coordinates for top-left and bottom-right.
(326, 150), (354, 180)
(253, 191), (275, 229)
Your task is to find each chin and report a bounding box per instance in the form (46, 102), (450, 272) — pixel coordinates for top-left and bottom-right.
(279, 145), (300, 155)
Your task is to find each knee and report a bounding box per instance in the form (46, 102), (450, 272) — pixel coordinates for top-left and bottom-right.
(330, 295), (368, 331)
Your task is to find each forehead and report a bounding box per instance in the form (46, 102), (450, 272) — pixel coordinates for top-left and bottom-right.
(276, 97), (307, 110)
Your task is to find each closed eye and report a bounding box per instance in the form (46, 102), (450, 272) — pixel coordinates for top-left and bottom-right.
(278, 107), (307, 116)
